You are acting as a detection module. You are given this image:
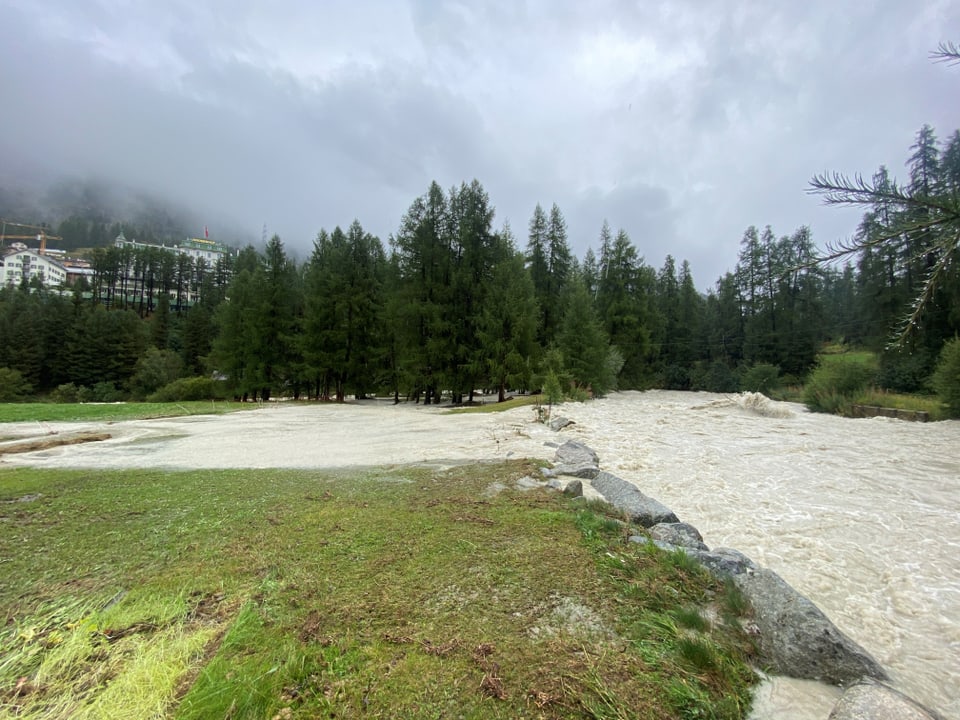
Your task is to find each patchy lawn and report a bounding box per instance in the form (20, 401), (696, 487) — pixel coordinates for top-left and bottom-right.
(0, 401), (251, 424)
(0, 462), (757, 719)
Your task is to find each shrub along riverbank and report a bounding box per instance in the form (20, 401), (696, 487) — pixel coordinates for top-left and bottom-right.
(0, 462), (757, 719)
(799, 346), (953, 420)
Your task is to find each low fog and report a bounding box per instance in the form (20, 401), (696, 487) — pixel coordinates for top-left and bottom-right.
(1, 1), (957, 282)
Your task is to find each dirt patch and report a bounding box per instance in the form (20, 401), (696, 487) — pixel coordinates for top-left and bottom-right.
(0, 493), (42, 504)
(0, 432), (112, 456)
(170, 594), (241, 707)
(528, 596), (616, 641)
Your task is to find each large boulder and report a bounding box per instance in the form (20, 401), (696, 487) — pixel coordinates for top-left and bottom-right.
(687, 547), (758, 578)
(829, 681), (944, 720)
(550, 441), (600, 479)
(648, 522), (709, 551)
(590, 471), (679, 527)
(734, 567), (888, 686)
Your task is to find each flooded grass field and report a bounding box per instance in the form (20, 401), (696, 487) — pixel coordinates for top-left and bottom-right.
(2, 390), (957, 719)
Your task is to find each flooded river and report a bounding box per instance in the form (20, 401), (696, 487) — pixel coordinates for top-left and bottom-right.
(558, 391), (959, 720)
(3, 390), (957, 718)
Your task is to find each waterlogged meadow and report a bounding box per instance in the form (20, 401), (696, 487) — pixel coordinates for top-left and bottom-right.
(0, 401), (247, 424)
(0, 462), (757, 719)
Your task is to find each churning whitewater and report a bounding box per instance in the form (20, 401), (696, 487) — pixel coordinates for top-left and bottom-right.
(2, 390), (957, 719)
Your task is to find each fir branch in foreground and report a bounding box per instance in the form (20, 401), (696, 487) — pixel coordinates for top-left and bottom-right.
(807, 172), (960, 346)
(931, 41), (960, 65)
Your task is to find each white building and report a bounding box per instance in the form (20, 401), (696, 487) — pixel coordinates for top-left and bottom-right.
(113, 232), (234, 265)
(0, 244), (69, 288)
(176, 237), (234, 264)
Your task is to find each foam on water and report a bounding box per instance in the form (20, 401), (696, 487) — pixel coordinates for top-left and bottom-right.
(559, 390), (960, 720)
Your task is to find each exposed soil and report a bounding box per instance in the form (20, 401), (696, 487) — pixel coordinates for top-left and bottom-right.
(0, 431), (111, 456)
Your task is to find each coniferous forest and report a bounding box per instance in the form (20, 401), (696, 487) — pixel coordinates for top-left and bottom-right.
(1, 124), (959, 410)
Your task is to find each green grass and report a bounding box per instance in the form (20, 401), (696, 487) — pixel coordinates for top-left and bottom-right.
(0, 464), (757, 719)
(0, 401), (250, 423)
(446, 394), (543, 414)
(852, 388), (947, 420)
(796, 346), (949, 420)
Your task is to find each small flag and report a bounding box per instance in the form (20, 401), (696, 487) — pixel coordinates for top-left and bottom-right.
(204, 225), (209, 239)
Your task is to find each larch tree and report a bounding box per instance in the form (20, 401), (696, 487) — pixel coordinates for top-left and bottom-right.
(595, 228), (654, 387)
(525, 203), (550, 345)
(391, 181), (454, 404)
(477, 226), (538, 401)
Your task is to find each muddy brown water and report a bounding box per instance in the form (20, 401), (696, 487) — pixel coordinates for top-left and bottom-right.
(2, 391), (957, 719)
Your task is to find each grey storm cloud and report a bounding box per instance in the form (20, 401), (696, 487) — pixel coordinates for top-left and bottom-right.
(1, 0), (958, 285)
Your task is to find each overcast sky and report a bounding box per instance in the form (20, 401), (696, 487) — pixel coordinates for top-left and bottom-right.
(1, 0), (957, 288)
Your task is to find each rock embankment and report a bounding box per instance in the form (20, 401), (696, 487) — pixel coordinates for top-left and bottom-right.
(543, 439), (942, 719)
(829, 681), (946, 720)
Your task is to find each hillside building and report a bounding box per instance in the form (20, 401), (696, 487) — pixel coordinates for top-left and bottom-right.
(0, 244), (69, 287)
(112, 232), (234, 264)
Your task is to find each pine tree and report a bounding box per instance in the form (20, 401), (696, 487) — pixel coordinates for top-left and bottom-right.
(253, 235), (299, 400)
(448, 180), (498, 402)
(543, 204), (572, 343)
(595, 229), (654, 387)
(477, 228), (538, 401)
(391, 181), (454, 403)
(581, 247), (599, 297)
(210, 251), (260, 400)
(557, 279), (617, 396)
(525, 203), (550, 344)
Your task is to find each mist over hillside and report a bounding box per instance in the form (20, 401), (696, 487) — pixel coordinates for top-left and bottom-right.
(0, 174), (257, 251)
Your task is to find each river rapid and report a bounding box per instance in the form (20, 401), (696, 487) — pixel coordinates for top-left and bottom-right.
(557, 391), (959, 720)
(2, 390), (957, 718)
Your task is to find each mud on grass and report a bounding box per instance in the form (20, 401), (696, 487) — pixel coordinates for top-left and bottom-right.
(0, 400), (248, 424)
(0, 462), (757, 719)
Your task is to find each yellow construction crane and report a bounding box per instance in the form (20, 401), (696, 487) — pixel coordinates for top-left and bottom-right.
(0, 219), (62, 254)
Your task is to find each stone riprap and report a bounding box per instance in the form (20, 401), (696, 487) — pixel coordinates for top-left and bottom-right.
(589, 471), (680, 527)
(539, 437), (925, 717)
(734, 567), (889, 685)
(546, 476), (584, 497)
(648, 522), (709, 551)
(828, 681), (944, 720)
(687, 547), (759, 577)
(542, 440), (601, 479)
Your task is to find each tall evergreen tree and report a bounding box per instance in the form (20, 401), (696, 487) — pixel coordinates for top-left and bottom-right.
(252, 235), (299, 400)
(581, 247), (599, 298)
(448, 180), (498, 402)
(656, 255), (680, 367)
(302, 227), (346, 400)
(211, 247), (260, 400)
(525, 203), (550, 344)
(676, 260), (704, 365)
(391, 181), (453, 403)
(301, 221), (384, 401)
(558, 279), (618, 396)
(477, 228), (538, 401)
(595, 229), (654, 387)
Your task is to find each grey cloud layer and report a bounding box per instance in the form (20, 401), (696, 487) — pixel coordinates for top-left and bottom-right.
(1, 0), (957, 283)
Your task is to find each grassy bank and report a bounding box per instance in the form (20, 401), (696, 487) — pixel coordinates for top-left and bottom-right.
(0, 463), (757, 719)
(446, 395), (543, 414)
(800, 349), (949, 420)
(0, 401), (250, 424)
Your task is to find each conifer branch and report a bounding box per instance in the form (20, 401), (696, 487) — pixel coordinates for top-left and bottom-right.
(931, 41), (960, 65)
